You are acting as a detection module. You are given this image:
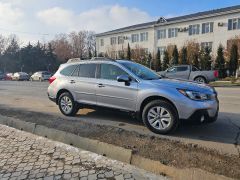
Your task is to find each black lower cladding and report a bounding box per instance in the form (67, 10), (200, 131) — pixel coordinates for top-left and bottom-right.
(186, 109), (218, 123)
(48, 93), (56, 103)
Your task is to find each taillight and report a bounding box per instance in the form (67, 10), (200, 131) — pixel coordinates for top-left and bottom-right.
(49, 76), (56, 84)
(214, 70), (219, 78)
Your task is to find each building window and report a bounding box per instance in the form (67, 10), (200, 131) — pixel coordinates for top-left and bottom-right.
(157, 29), (166, 39)
(202, 22), (214, 34)
(228, 18), (240, 30)
(140, 32), (148, 42)
(201, 42), (213, 51)
(131, 34), (139, 43)
(110, 37), (117, 45)
(157, 47), (166, 56)
(100, 39), (104, 46)
(168, 28), (178, 38)
(189, 24), (200, 35)
(118, 36), (124, 44)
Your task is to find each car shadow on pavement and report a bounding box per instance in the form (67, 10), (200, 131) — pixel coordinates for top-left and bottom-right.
(76, 108), (144, 126)
(76, 109), (240, 145)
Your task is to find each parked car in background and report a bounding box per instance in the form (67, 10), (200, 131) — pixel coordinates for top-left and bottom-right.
(5, 73), (14, 80)
(0, 71), (4, 80)
(30, 71), (52, 81)
(12, 72), (29, 81)
(158, 65), (218, 83)
(48, 58), (219, 134)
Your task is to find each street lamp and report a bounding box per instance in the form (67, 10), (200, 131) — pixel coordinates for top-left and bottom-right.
(20, 65), (24, 72)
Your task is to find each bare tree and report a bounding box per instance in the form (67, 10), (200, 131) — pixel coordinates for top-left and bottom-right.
(185, 40), (200, 64)
(69, 31), (87, 59)
(51, 33), (72, 62)
(0, 35), (6, 55)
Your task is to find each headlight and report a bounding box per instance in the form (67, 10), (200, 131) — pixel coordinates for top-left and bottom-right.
(178, 89), (214, 101)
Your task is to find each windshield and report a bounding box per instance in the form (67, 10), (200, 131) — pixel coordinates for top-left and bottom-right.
(120, 61), (160, 80)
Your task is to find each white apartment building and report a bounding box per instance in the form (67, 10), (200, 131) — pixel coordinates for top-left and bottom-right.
(96, 5), (240, 59)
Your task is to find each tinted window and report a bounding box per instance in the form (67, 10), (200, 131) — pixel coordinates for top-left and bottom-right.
(60, 65), (77, 76)
(79, 64), (96, 78)
(71, 66), (79, 77)
(42, 71), (51, 75)
(176, 66), (188, 72)
(167, 67), (176, 73)
(100, 64), (128, 80)
(192, 66), (199, 71)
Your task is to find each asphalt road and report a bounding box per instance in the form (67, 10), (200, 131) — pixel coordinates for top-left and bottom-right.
(0, 81), (239, 155)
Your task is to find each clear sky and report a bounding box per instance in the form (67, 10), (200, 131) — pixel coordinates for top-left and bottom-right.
(0, 0), (239, 44)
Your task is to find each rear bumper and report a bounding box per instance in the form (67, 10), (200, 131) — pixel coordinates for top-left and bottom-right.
(48, 93), (56, 103)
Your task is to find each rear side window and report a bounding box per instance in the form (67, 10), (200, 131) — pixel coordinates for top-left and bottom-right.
(60, 65), (77, 76)
(192, 66), (199, 71)
(176, 66), (188, 72)
(79, 64), (97, 78)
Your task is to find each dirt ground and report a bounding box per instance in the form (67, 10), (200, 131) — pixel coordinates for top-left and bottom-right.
(0, 106), (239, 179)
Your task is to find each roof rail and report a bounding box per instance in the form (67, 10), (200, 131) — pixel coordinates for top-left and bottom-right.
(67, 58), (81, 63)
(90, 57), (115, 61)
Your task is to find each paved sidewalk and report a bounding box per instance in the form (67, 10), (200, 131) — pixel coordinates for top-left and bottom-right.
(0, 125), (166, 180)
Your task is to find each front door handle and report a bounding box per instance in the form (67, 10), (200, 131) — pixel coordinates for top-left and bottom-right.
(98, 83), (105, 88)
(70, 80), (75, 84)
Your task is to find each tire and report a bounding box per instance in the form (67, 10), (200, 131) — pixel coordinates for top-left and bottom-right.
(194, 76), (207, 84)
(142, 100), (179, 134)
(58, 92), (79, 116)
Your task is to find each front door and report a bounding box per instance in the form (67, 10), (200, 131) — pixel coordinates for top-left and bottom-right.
(96, 63), (138, 111)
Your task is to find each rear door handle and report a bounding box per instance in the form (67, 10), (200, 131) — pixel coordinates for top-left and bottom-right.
(70, 80), (75, 84)
(98, 83), (105, 88)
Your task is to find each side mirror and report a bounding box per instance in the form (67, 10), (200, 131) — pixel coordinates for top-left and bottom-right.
(117, 75), (131, 85)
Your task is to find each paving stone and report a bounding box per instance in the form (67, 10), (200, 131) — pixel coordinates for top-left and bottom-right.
(0, 125), (164, 180)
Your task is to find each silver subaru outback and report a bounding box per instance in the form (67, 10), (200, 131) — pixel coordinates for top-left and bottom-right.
(47, 58), (219, 134)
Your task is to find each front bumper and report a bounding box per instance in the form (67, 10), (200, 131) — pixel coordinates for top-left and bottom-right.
(180, 98), (219, 123)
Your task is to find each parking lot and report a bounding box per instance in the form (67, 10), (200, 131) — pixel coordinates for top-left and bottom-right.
(0, 81), (240, 179)
(0, 81), (239, 153)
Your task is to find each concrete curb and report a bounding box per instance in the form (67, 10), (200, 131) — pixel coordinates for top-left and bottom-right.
(0, 115), (233, 180)
(131, 155), (232, 180)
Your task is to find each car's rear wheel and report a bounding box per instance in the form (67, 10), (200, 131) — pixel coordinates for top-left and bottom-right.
(142, 100), (179, 134)
(194, 76), (207, 84)
(58, 92), (79, 116)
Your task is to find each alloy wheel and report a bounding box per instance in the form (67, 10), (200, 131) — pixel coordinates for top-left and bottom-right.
(147, 106), (172, 130)
(60, 96), (73, 114)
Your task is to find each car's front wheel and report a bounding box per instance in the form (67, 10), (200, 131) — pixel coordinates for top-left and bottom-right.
(58, 92), (79, 116)
(142, 100), (179, 134)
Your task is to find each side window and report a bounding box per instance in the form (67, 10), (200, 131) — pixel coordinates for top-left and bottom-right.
(192, 66), (199, 71)
(176, 66), (188, 72)
(60, 65), (77, 76)
(167, 67), (176, 73)
(100, 64), (128, 80)
(79, 64), (97, 78)
(71, 65), (79, 77)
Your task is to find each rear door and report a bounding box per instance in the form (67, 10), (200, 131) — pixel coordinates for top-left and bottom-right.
(174, 66), (189, 79)
(70, 63), (98, 105)
(96, 63), (138, 111)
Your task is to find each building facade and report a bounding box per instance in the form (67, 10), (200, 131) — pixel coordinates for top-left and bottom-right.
(96, 5), (240, 60)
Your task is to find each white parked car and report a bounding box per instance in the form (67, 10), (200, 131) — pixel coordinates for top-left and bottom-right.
(12, 72), (29, 81)
(30, 71), (52, 81)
